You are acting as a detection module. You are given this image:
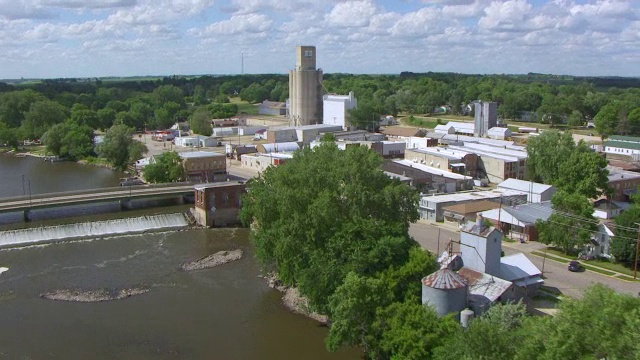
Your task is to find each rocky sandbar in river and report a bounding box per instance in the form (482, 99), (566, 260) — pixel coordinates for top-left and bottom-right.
(181, 249), (243, 271)
(41, 287), (150, 302)
(263, 272), (329, 325)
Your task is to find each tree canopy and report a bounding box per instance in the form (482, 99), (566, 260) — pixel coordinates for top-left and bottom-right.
(96, 124), (147, 170)
(143, 151), (185, 183)
(527, 130), (609, 198)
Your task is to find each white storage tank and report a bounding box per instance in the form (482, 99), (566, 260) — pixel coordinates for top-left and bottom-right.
(460, 308), (475, 328)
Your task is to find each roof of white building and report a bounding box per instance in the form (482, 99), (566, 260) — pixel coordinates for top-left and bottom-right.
(179, 151), (225, 159)
(448, 145), (520, 162)
(461, 142), (528, 160)
(407, 147), (474, 161)
(498, 178), (555, 195)
(500, 253), (543, 287)
(421, 189), (526, 204)
(259, 142), (301, 153)
(480, 201), (554, 227)
(607, 166), (640, 182)
(394, 159), (471, 180)
(487, 127), (512, 135)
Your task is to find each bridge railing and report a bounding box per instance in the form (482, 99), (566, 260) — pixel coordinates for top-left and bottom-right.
(0, 182), (196, 203)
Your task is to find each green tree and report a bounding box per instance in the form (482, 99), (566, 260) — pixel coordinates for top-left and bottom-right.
(0, 89), (45, 128)
(70, 107), (99, 129)
(326, 272), (392, 352)
(434, 302), (528, 360)
(530, 284), (640, 360)
(595, 102), (622, 138)
(611, 199), (640, 267)
(21, 99), (69, 139)
(42, 121), (94, 160)
(209, 103), (238, 118)
(152, 85), (185, 108)
(143, 151), (185, 183)
(567, 110), (584, 127)
(537, 191), (597, 254)
(348, 101), (380, 131)
(526, 130), (575, 184)
(96, 124), (147, 170)
(193, 85), (207, 105)
(190, 107), (213, 136)
(240, 143), (419, 314)
(371, 301), (456, 360)
(97, 108), (116, 130)
(556, 141), (610, 199)
(0, 123), (20, 149)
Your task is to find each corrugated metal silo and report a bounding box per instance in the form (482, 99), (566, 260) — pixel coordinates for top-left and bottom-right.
(421, 268), (468, 317)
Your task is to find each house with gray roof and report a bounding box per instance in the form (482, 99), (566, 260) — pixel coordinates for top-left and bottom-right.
(479, 201), (554, 242)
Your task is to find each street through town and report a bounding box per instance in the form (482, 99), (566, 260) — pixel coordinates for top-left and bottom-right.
(409, 221), (640, 299)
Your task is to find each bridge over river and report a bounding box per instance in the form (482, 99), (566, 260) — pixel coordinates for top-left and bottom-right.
(0, 183), (197, 222)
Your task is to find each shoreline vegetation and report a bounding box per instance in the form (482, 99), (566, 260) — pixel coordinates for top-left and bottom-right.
(40, 287), (150, 302)
(181, 249), (243, 271)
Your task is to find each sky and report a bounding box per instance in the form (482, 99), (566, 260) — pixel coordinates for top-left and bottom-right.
(0, 0), (639, 79)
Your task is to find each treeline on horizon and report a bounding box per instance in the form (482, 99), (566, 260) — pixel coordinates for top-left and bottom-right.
(1, 71), (640, 148)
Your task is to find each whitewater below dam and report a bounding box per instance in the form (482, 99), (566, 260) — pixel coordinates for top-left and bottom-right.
(0, 213), (189, 248)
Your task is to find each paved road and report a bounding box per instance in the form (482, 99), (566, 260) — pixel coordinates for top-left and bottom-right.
(409, 221), (640, 299)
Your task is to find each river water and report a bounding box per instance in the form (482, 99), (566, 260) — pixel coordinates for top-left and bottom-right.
(0, 154), (359, 359)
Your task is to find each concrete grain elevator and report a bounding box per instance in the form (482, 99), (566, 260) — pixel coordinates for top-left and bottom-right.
(289, 46), (323, 126)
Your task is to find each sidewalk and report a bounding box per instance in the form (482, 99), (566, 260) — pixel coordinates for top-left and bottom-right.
(528, 250), (639, 283)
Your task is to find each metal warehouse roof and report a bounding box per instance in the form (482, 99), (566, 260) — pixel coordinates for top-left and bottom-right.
(448, 145), (521, 162)
(408, 147), (473, 161)
(422, 268), (467, 289)
(179, 151), (225, 159)
(604, 140), (640, 151)
(498, 178), (555, 195)
(421, 189), (526, 204)
(458, 267), (513, 303)
(393, 159), (471, 180)
(607, 166), (640, 181)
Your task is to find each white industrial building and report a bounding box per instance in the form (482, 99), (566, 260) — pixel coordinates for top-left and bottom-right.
(174, 135), (219, 148)
(241, 153), (293, 173)
(323, 91), (357, 130)
(434, 122), (475, 136)
(603, 135), (640, 159)
(419, 189), (527, 222)
(256, 142), (301, 154)
(497, 178), (557, 203)
(212, 127), (237, 137)
(394, 159), (474, 192)
(237, 126), (267, 136)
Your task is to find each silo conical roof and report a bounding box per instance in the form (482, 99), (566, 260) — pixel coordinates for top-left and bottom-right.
(421, 268), (467, 289)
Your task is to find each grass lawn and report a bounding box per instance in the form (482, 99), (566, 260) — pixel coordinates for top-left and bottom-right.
(399, 116), (441, 129)
(230, 97), (259, 115)
(533, 247), (639, 279)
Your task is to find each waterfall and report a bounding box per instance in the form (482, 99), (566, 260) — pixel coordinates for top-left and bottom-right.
(0, 213), (189, 248)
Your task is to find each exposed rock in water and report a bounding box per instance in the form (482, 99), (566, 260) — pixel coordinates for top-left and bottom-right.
(181, 249), (243, 271)
(41, 287), (150, 302)
(261, 272), (328, 325)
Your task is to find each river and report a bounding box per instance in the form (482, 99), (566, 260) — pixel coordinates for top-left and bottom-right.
(0, 154), (360, 359)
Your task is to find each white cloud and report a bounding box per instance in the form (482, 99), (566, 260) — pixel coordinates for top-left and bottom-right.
(1, 0), (640, 78)
(325, 0), (378, 27)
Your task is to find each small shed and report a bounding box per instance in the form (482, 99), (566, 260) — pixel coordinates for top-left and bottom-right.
(487, 127), (512, 140)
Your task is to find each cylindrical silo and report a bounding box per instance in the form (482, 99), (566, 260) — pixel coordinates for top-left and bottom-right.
(421, 268), (468, 317)
(289, 46), (323, 126)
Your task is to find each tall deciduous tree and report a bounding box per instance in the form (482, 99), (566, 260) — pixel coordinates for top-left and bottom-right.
(537, 191), (597, 254)
(96, 124), (147, 170)
(22, 100), (69, 139)
(526, 130), (575, 184)
(143, 151), (185, 183)
(240, 143), (419, 315)
(189, 107), (213, 136)
(556, 142), (609, 199)
(611, 199), (640, 267)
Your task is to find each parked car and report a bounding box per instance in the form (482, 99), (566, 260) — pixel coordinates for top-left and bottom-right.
(568, 260), (583, 272)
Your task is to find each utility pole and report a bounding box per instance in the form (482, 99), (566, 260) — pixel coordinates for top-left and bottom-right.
(634, 223), (640, 280)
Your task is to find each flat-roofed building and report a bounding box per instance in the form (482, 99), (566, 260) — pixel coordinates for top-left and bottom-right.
(386, 159), (474, 194)
(603, 135), (640, 159)
(442, 200), (501, 226)
(193, 182), (246, 227)
(179, 151), (227, 183)
(448, 143), (527, 183)
(497, 178), (556, 203)
(419, 189), (527, 222)
(241, 153), (293, 173)
(405, 147), (478, 177)
(607, 166), (640, 202)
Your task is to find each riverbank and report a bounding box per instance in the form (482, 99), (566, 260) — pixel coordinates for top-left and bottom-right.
(263, 272), (329, 325)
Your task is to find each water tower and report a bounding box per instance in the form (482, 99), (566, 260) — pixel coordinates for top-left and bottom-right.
(289, 46), (323, 126)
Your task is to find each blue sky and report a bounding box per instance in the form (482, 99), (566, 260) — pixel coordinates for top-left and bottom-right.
(0, 0), (638, 79)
